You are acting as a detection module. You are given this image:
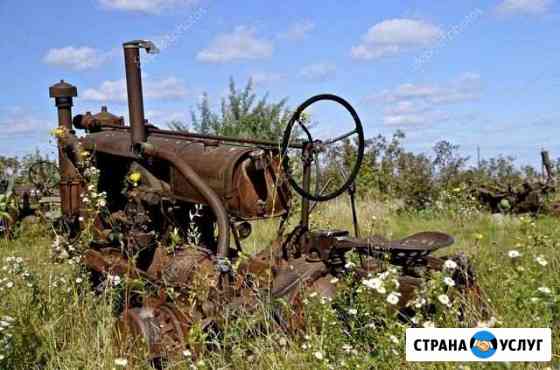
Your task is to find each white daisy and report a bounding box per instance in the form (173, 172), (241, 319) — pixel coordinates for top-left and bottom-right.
(438, 294), (450, 306)
(386, 292), (401, 305)
(535, 255), (548, 267)
(443, 277), (456, 287)
(114, 358), (128, 367)
(443, 259), (458, 270)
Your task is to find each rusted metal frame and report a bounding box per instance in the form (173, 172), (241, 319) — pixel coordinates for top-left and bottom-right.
(139, 143), (231, 266)
(93, 124), (305, 150)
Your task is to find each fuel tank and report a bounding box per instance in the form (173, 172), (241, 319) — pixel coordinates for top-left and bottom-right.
(81, 129), (291, 220)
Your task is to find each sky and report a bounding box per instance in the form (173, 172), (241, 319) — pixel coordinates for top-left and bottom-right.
(0, 0), (559, 167)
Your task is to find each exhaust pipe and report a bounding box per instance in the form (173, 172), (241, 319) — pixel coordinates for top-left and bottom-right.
(123, 40), (159, 152)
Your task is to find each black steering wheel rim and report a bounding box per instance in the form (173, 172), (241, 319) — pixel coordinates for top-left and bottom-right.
(281, 94), (365, 202)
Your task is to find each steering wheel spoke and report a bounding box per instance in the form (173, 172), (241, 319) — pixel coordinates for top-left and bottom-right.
(323, 128), (358, 145)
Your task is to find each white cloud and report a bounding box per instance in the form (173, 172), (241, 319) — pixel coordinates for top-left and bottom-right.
(196, 26), (273, 63)
(376, 73), (481, 105)
(82, 77), (188, 103)
(383, 114), (429, 126)
(146, 110), (190, 125)
(0, 107), (52, 139)
(98, 0), (198, 13)
(278, 20), (315, 41)
(299, 62), (336, 82)
(496, 0), (553, 15)
(43, 46), (110, 71)
(371, 73), (481, 126)
(351, 18), (443, 60)
(250, 72), (285, 86)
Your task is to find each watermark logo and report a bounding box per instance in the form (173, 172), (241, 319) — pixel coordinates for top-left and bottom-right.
(470, 330), (497, 359)
(406, 328), (551, 362)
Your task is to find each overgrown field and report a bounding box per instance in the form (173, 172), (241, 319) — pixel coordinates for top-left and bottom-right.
(0, 198), (558, 369)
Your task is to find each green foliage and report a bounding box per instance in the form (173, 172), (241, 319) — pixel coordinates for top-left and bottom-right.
(169, 78), (291, 141)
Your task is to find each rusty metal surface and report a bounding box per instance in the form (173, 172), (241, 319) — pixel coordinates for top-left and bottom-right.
(80, 130), (290, 219)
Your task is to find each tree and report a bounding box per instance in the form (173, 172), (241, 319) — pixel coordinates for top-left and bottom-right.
(432, 140), (469, 188)
(169, 78), (292, 141)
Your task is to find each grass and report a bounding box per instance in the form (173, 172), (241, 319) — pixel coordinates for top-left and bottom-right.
(0, 198), (558, 369)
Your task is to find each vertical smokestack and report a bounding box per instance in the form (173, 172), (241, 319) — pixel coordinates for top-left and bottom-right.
(49, 80), (77, 130)
(123, 40), (159, 152)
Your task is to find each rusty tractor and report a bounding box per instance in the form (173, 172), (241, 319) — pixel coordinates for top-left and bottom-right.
(49, 40), (484, 362)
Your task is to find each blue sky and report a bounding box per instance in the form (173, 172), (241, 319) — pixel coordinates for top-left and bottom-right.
(0, 0), (559, 166)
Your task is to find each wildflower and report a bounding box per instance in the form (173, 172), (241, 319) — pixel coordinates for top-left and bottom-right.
(302, 343), (308, 350)
(348, 308), (357, 315)
(182, 349), (192, 357)
(389, 335), (399, 344)
(342, 344), (353, 353)
(443, 277), (456, 287)
(313, 351), (324, 360)
(107, 274), (122, 287)
(362, 277), (382, 290)
(386, 292), (401, 305)
(423, 321), (435, 328)
(344, 261), (356, 269)
(535, 255), (548, 267)
(50, 127), (67, 138)
(5, 281), (13, 289)
(443, 259), (458, 270)
(473, 233), (483, 241)
(538, 287), (551, 295)
(114, 358), (128, 367)
(437, 294), (450, 306)
(476, 316), (498, 328)
(531, 297), (540, 303)
(80, 150), (90, 159)
(128, 171), (142, 184)
(414, 297), (427, 308)
(330, 277), (339, 284)
(96, 198), (107, 208)
(309, 292), (318, 298)
(508, 250), (521, 259)
(76, 278), (83, 284)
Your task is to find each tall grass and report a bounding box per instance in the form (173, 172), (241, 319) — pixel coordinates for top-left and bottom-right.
(0, 199), (558, 369)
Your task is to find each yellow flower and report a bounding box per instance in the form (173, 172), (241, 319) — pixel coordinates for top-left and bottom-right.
(50, 127), (67, 138)
(474, 233), (483, 241)
(452, 187), (462, 193)
(128, 171), (142, 184)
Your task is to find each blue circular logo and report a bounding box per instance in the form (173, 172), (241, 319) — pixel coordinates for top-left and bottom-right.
(470, 330), (497, 359)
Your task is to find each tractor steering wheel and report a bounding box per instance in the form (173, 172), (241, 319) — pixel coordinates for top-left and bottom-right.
(281, 94), (365, 202)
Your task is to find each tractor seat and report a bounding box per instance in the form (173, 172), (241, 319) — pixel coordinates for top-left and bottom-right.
(368, 231), (455, 265)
